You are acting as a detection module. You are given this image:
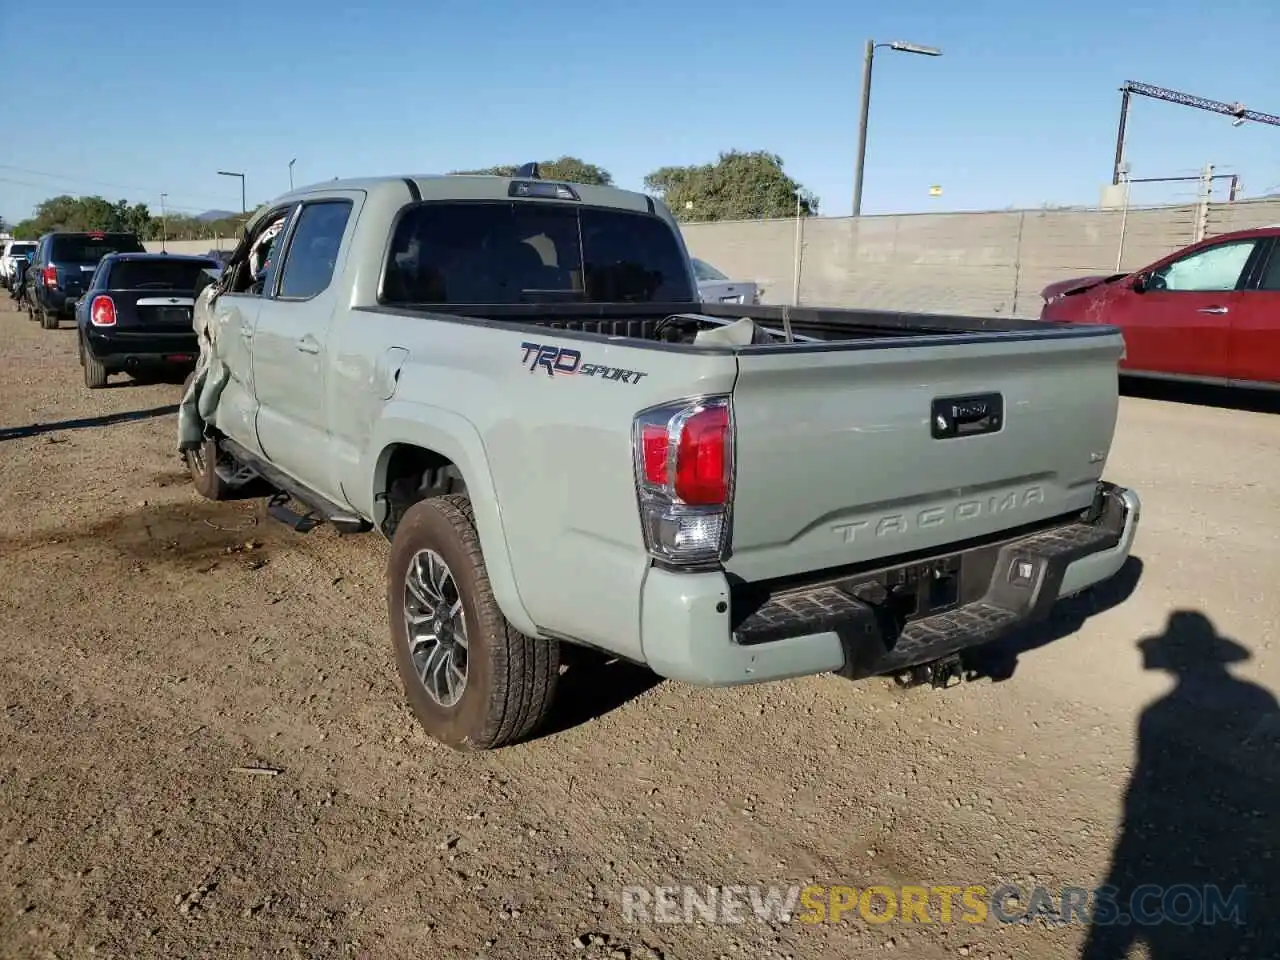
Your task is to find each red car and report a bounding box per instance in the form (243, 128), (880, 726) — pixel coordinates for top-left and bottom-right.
(1039, 226), (1280, 388)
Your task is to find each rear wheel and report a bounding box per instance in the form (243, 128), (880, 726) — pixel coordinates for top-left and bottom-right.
(387, 495), (559, 750)
(39, 308), (58, 330)
(82, 337), (108, 389)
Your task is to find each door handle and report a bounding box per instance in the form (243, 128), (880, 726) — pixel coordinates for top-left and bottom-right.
(296, 335), (321, 354)
(1197, 306), (1229, 314)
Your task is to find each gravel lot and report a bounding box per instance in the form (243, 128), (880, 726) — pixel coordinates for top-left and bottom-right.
(1, 297), (1277, 960)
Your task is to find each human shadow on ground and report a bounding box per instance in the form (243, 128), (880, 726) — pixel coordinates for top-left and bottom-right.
(0, 403), (180, 442)
(961, 555), (1145, 682)
(1079, 610), (1279, 958)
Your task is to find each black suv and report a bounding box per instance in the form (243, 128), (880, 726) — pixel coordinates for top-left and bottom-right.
(76, 252), (218, 388)
(27, 231), (147, 329)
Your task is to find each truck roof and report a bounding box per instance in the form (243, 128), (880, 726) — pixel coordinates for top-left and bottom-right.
(273, 173), (660, 216)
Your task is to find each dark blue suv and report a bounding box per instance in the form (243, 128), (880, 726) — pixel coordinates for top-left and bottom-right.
(27, 231), (146, 329)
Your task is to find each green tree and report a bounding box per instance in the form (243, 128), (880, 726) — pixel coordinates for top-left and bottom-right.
(644, 150), (817, 222)
(6, 194), (253, 242)
(10, 194), (156, 238)
(449, 155), (613, 186)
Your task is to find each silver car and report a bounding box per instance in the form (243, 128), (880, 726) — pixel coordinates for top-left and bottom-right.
(691, 257), (760, 305)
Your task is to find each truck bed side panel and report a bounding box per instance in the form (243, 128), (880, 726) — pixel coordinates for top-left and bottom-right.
(349, 312), (738, 658)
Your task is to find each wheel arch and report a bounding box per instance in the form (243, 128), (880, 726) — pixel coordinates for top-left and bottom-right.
(368, 410), (537, 637)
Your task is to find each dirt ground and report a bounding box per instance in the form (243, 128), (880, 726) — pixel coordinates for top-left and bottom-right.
(1, 297), (1277, 960)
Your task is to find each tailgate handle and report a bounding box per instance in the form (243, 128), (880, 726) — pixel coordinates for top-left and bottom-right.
(931, 393), (1004, 440)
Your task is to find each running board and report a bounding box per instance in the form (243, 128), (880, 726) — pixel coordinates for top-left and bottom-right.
(267, 493), (322, 534)
(220, 438), (372, 535)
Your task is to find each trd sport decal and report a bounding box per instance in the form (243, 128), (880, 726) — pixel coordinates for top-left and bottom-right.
(519, 341), (649, 385)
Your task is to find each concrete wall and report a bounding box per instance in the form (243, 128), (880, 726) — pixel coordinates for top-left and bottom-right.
(681, 197), (1280, 318)
(145, 197), (1280, 317)
(143, 239), (235, 255)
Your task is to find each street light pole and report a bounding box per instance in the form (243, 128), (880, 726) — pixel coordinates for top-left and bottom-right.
(851, 39), (943, 217)
(289, 158), (296, 190)
(160, 192), (168, 252)
(217, 170), (246, 216)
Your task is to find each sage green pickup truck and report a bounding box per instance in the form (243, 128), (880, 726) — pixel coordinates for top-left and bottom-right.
(178, 167), (1141, 750)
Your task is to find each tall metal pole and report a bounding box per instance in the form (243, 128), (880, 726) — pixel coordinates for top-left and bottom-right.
(852, 39), (876, 217)
(218, 171), (247, 217)
(159, 192), (168, 252)
(289, 158), (296, 191)
(1112, 86), (1132, 185)
(792, 192), (804, 305)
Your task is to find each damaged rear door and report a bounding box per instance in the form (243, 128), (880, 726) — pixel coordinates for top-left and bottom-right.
(251, 194), (360, 501)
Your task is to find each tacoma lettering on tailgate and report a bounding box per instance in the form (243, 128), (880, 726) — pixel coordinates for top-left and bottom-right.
(832, 486), (1046, 543)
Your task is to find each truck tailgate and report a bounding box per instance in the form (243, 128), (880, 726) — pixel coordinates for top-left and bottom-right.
(724, 328), (1124, 582)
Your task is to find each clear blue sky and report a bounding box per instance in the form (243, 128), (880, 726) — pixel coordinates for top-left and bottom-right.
(2, 0), (1278, 223)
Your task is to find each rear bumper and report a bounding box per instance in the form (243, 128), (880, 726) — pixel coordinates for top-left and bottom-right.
(38, 290), (78, 315)
(86, 328), (198, 366)
(638, 482), (1140, 686)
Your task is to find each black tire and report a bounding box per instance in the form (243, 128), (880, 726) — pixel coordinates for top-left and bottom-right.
(39, 308), (58, 330)
(185, 439), (230, 500)
(387, 494), (558, 750)
(180, 372), (231, 500)
(83, 340), (108, 389)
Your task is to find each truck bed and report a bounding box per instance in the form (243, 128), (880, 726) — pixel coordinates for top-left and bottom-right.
(359, 300), (1089, 349)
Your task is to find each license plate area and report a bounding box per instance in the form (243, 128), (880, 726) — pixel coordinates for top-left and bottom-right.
(887, 555), (962, 621)
(844, 554), (963, 623)
(142, 306), (192, 325)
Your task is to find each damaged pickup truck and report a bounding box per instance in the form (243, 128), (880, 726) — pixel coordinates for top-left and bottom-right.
(178, 167), (1141, 750)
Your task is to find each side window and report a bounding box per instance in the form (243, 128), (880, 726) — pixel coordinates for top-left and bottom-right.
(1256, 242), (1280, 292)
(1150, 240), (1257, 292)
(221, 205), (296, 296)
(276, 200), (353, 300)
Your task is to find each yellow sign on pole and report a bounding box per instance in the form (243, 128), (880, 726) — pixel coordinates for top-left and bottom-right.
(928, 185), (943, 197)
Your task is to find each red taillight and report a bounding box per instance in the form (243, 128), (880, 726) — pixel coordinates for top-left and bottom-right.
(639, 405), (730, 506)
(633, 396), (733, 565)
(674, 406), (729, 505)
(641, 424), (670, 486)
(90, 295), (117, 326)
(42, 266), (57, 287)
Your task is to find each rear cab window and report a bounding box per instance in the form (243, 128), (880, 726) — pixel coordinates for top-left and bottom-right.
(380, 202), (696, 305)
(107, 258), (217, 291)
(51, 234), (146, 263)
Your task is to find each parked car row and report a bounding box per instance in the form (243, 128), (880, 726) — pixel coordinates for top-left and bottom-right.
(7, 229), (220, 388)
